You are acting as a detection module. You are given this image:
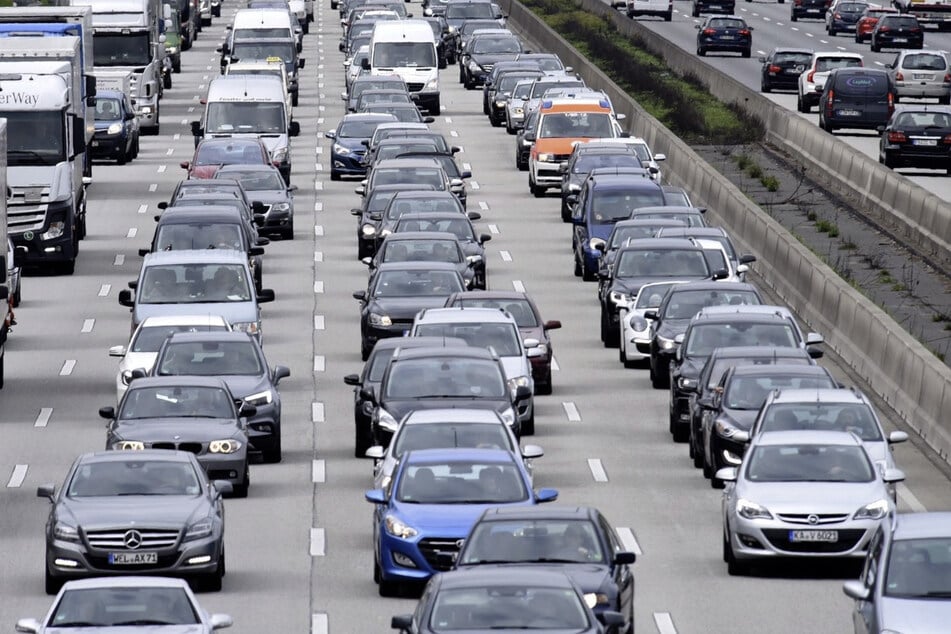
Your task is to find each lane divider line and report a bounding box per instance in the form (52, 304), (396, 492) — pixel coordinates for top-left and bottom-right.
(500, 250), (512, 262)
(313, 355), (325, 372)
(562, 401), (581, 422)
(587, 458), (608, 482)
(488, 224), (500, 235)
(897, 483), (928, 513)
(113, 254), (125, 266)
(478, 201), (489, 211)
(312, 614), (328, 634)
(314, 281), (324, 293)
(157, 165), (167, 173)
(312, 459), (326, 483)
(127, 228), (137, 238)
(98, 284), (111, 297)
(315, 202), (323, 212)
(312, 402), (325, 423)
(81, 319), (95, 333)
(314, 315), (325, 330)
(615, 526), (643, 556)
(60, 360), (76, 376)
(653, 612), (678, 634)
(34, 407), (53, 428)
(470, 181), (480, 190)
(314, 251), (324, 262)
(6, 464), (27, 488)
(310, 528), (326, 556)
(148, 184), (158, 192)
(314, 225), (324, 236)
(137, 204), (148, 214)
(512, 280), (525, 293)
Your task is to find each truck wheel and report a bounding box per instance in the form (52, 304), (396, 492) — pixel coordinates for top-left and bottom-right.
(173, 57), (181, 73)
(665, 9), (672, 20)
(292, 92), (299, 107)
(163, 73), (172, 90)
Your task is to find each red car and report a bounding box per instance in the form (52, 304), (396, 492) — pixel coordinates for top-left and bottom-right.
(180, 137), (271, 179)
(855, 5), (898, 42)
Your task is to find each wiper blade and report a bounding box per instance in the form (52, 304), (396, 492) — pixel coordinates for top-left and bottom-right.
(924, 591), (951, 597)
(112, 620), (180, 626)
(50, 622), (104, 628)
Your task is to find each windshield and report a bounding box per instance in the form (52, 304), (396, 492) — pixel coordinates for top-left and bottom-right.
(610, 225), (666, 248)
(664, 189), (690, 206)
(815, 56), (863, 72)
(539, 112), (614, 138)
(631, 211), (705, 227)
(461, 519), (605, 564)
(206, 102), (285, 134)
(50, 587), (199, 627)
(381, 239), (462, 264)
(233, 26), (292, 39)
(220, 169), (285, 191)
(591, 189), (665, 222)
(471, 35), (520, 54)
(663, 289), (760, 319)
(367, 190), (403, 214)
(371, 269), (464, 297)
(385, 357), (505, 398)
(634, 282), (679, 309)
(446, 3), (496, 18)
(574, 153), (641, 173)
(396, 461), (527, 503)
(415, 322), (521, 355)
(371, 167), (445, 189)
(93, 32), (151, 66)
(67, 460), (201, 497)
(94, 98), (123, 121)
(724, 374), (834, 410)
(353, 79), (406, 97)
(378, 144), (440, 161)
(372, 42), (436, 68)
(359, 92), (412, 107)
(378, 131), (450, 152)
(745, 444), (875, 482)
(394, 423), (511, 457)
(429, 586), (589, 631)
(387, 197), (462, 218)
(155, 223), (244, 251)
(453, 298), (537, 327)
(758, 402), (883, 441)
(5, 111), (66, 165)
(513, 82), (533, 99)
(685, 322), (798, 356)
(131, 323), (229, 352)
(119, 385), (235, 419)
(530, 80), (583, 98)
(774, 52), (812, 65)
(616, 249), (710, 278)
(156, 340), (264, 376)
(885, 537), (951, 598)
(498, 74), (538, 92)
(195, 142), (263, 166)
(340, 120), (386, 138)
(139, 264), (252, 304)
(365, 104), (422, 123)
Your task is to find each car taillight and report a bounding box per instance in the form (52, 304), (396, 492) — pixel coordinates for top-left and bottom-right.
(826, 89), (835, 112)
(879, 25), (890, 31)
(942, 134), (951, 144)
(911, 28), (921, 33)
(888, 92), (895, 115)
(795, 0), (802, 5)
(739, 28), (750, 35)
(703, 27), (716, 34)
(944, 73), (951, 83)
(895, 71), (904, 81)
(888, 131), (907, 143)
(834, 12), (842, 18)
(769, 64), (781, 74)
(807, 70), (815, 82)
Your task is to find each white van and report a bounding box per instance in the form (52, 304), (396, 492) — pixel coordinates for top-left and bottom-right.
(191, 75), (300, 183)
(230, 8), (301, 49)
(365, 20), (440, 114)
(225, 57), (293, 120)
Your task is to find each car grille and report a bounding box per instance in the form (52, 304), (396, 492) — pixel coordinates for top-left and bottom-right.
(84, 528), (181, 550)
(775, 513), (849, 525)
(407, 82), (425, 92)
(418, 537), (461, 571)
(552, 153), (571, 162)
(761, 528), (866, 553)
(481, 64), (494, 73)
(150, 441), (204, 455)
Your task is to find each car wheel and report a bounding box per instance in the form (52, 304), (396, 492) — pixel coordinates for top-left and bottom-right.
(117, 146), (127, 165)
(13, 284), (21, 308)
(665, 9), (672, 20)
(163, 73), (172, 89)
(600, 309), (611, 346)
(529, 179), (545, 197)
(724, 531), (748, 576)
(828, 26), (836, 35)
(697, 46), (705, 56)
(742, 48), (751, 58)
(518, 154), (528, 171)
(330, 170), (341, 181)
(871, 41), (880, 52)
(941, 95), (951, 105)
(702, 452), (714, 479)
(797, 95), (810, 113)
(232, 467), (249, 498)
(378, 575), (400, 597)
(790, 12), (797, 21)
(361, 340), (372, 362)
(574, 254), (582, 277)
(671, 414), (688, 442)
(582, 261), (597, 282)
(536, 369), (553, 395)
(45, 565), (62, 595)
(505, 120), (515, 134)
(490, 113), (501, 127)
(692, 6), (699, 16)
(761, 79), (770, 93)
(291, 91), (299, 107)
(262, 436), (282, 464)
(521, 411), (535, 436)
(883, 153), (896, 169)
(132, 136), (139, 159)
(282, 222), (295, 240)
(854, 33), (861, 43)
(355, 423), (372, 458)
(711, 469), (726, 489)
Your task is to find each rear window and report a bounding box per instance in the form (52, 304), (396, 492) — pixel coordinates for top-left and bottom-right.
(709, 18), (746, 28)
(815, 56), (863, 72)
(902, 53), (947, 71)
(838, 3), (865, 12)
(883, 16), (919, 27)
(834, 72), (889, 96)
(773, 52), (811, 65)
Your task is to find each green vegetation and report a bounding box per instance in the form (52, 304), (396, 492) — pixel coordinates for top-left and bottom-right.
(760, 175), (780, 192)
(521, 0), (761, 144)
(816, 219), (839, 237)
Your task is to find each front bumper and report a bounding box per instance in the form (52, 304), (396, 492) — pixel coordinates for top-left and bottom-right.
(11, 201), (78, 266)
(331, 150), (368, 175)
(90, 133), (128, 158)
(727, 514), (877, 560)
(197, 450), (249, 486)
(377, 528), (457, 584)
(46, 533), (222, 580)
(531, 159), (565, 186)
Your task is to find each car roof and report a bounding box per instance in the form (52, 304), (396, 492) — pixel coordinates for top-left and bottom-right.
(126, 375), (231, 390)
(216, 164), (285, 175)
(668, 281), (755, 294)
(710, 346), (810, 360)
(403, 447), (516, 464)
(395, 345), (494, 361)
(437, 567), (576, 590)
(448, 290), (531, 302)
(143, 250), (248, 265)
(157, 206), (246, 223)
(404, 409), (504, 424)
(588, 175), (661, 188)
(162, 331), (257, 345)
(753, 430), (864, 447)
(696, 304), (793, 319)
(415, 306), (516, 324)
(138, 315), (230, 328)
(61, 577), (192, 590)
(813, 50), (864, 59)
(375, 261), (461, 272)
(390, 190), (457, 199)
(341, 113), (401, 123)
(197, 137), (265, 148)
(370, 336), (468, 353)
(397, 211), (471, 220)
(658, 227), (728, 238)
(478, 505), (596, 520)
(767, 387), (865, 404)
(893, 512), (951, 540)
(769, 47), (814, 54)
(373, 158), (446, 169)
(81, 449), (196, 463)
(617, 237), (700, 251)
(730, 363), (830, 377)
(381, 231), (459, 242)
(612, 218), (685, 228)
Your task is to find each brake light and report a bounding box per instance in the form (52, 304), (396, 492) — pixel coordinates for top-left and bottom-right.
(895, 71), (904, 81)
(826, 89), (835, 113)
(888, 131), (907, 143)
(887, 92), (895, 116)
(911, 28), (922, 33)
(834, 12), (842, 18)
(769, 64), (782, 74)
(794, 0), (802, 5)
(942, 134), (951, 144)
(879, 26), (890, 31)
(738, 28), (750, 35)
(807, 70), (815, 82)
(703, 27), (716, 34)
(944, 73), (951, 83)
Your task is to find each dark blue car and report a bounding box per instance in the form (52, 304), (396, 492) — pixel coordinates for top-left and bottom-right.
(325, 112), (397, 180)
(696, 15), (753, 57)
(364, 447), (557, 596)
(91, 89), (139, 165)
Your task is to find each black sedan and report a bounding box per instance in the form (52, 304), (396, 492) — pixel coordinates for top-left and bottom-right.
(215, 164), (296, 239)
(351, 184), (437, 260)
(870, 14), (924, 52)
(368, 232), (480, 289)
(391, 567), (623, 633)
(101, 376), (253, 496)
(879, 106), (951, 172)
(353, 261), (467, 360)
(151, 332), (290, 463)
(696, 16), (753, 57)
(39, 450), (229, 594)
(91, 89), (139, 164)
(460, 32), (524, 89)
(376, 191), (469, 247)
(393, 211), (491, 284)
(759, 47), (813, 92)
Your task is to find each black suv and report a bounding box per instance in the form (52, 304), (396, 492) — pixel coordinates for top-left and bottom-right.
(691, 0), (735, 18)
(790, 0), (827, 21)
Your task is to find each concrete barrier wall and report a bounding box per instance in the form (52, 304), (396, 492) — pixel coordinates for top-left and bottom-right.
(500, 0), (951, 463)
(554, 0), (951, 273)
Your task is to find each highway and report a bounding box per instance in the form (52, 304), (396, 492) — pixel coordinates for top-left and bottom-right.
(0, 1), (950, 633)
(626, 0), (951, 200)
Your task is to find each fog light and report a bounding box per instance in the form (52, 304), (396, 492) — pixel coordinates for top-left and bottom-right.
(738, 534), (764, 549)
(228, 470), (237, 478)
(392, 552), (417, 568)
(54, 558), (79, 568)
(43, 246), (61, 253)
(187, 555), (212, 565)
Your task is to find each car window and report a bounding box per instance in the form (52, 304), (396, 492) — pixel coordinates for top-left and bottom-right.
(616, 249), (709, 278)
(339, 121), (384, 138)
(461, 519), (605, 564)
(724, 374), (834, 409)
(94, 97), (123, 120)
(220, 170), (285, 191)
(156, 341), (264, 376)
(453, 298), (539, 327)
(68, 460), (202, 497)
(396, 461), (527, 503)
(155, 223), (244, 251)
(815, 56), (863, 72)
(50, 587), (200, 627)
(893, 111), (951, 128)
(372, 167), (445, 189)
(709, 18), (746, 28)
(119, 385), (234, 419)
(415, 322), (521, 355)
(884, 537), (951, 597)
(139, 264), (251, 304)
(590, 189), (666, 222)
(385, 358), (505, 398)
(758, 402), (883, 440)
(835, 73), (889, 97)
(381, 239), (463, 264)
(745, 444), (875, 482)
(634, 283), (678, 309)
(573, 153), (641, 173)
(773, 52), (811, 65)
(429, 586), (589, 630)
(539, 112), (614, 139)
(371, 269), (464, 297)
(386, 197), (463, 218)
(393, 423), (512, 457)
(663, 289), (760, 319)
(395, 217), (475, 240)
(685, 322), (798, 356)
(901, 53), (947, 70)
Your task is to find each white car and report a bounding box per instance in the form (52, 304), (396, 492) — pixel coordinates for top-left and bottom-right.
(345, 45), (370, 90)
(619, 281), (687, 367)
(108, 315), (231, 402)
(625, 0), (672, 21)
(797, 51), (864, 112)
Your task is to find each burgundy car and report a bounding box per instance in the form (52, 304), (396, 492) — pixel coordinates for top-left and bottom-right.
(444, 290), (561, 395)
(181, 138), (271, 179)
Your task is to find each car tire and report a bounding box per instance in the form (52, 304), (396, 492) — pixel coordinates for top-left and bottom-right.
(518, 154), (528, 171)
(330, 170), (341, 181)
(941, 95), (951, 105)
(361, 340), (372, 362)
(117, 146), (127, 165)
(205, 555), (225, 591)
(505, 120), (515, 134)
(490, 113), (501, 127)
(724, 532), (748, 576)
(797, 95), (809, 113)
(790, 12), (797, 21)
(378, 575), (400, 597)
(871, 41), (880, 52)
(536, 369), (553, 395)
(44, 566), (62, 595)
(692, 6), (699, 17)
(355, 423), (372, 458)
(828, 26), (836, 35)
(232, 467), (249, 498)
(530, 181), (545, 198)
(711, 470), (726, 489)
(600, 309), (611, 346)
(742, 48), (751, 58)
(761, 79), (770, 93)
(164, 73), (172, 89)
(12, 284), (21, 308)
(263, 436), (282, 464)
(282, 222), (295, 240)
(574, 254), (582, 277)
(854, 33), (861, 43)
(132, 136), (139, 159)
(671, 415), (688, 442)
(665, 9), (672, 20)
(582, 261), (597, 282)
(521, 411), (535, 436)
(883, 153), (896, 169)
(697, 46), (705, 56)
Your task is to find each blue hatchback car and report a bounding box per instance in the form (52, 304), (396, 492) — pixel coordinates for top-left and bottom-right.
(365, 447), (558, 596)
(325, 113), (397, 180)
(91, 89), (139, 165)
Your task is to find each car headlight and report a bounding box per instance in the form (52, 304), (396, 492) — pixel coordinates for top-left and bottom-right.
(184, 519), (213, 541)
(113, 440), (145, 450)
(120, 370), (134, 386)
(377, 408), (398, 432)
(448, 25), (456, 32)
(583, 593), (610, 609)
(232, 321), (261, 336)
(714, 419), (739, 439)
(736, 498), (773, 520)
(333, 143), (350, 155)
(244, 390), (272, 406)
(677, 376), (697, 391)
(854, 499), (889, 520)
(42, 221), (65, 241)
(107, 122), (123, 135)
(426, 77), (439, 90)
(656, 334), (676, 350)
(609, 290), (632, 306)
(140, 106), (152, 114)
(380, 229), (392, 237)
(385, 514), (418, 538)
(271, 202), (291, 213)
(271, 146), (289, 162)
(468, 60), (481, 72)
(630, 316), (648, 332)
(361, 224), (377, 236)
(166, 46), (178, 54)
(369, 312), (392, 327)
(513, 107), (524, 116)
(507, 376), (531, 398)
(53, 522), (79, 542)
(537, 153), (553, 162)
(495, 100), (506, 107)
(209, 439), (242, 454)
(499, 406), (516, 428)
(588, 238), (604, 250)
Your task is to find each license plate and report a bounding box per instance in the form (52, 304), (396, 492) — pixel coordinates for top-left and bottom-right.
(914, 73), (932, 80)
(893, 37), (907, 42)
(837, 109), (861, 116)
(789, 530), (838, 543)
(90, 141), (99, 147)
(806, 8), (820, 11)
(720, 35), (735, 40)
(108, 551), (158, 565)
(913, 138), (938, 146)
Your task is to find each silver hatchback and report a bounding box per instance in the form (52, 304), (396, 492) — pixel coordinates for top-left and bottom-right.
(886, 50), (951, 102)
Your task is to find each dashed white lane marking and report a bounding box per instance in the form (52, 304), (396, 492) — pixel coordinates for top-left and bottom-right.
(34, 407), (53, 428)
(756, 50), (766, 56)
(616, 526), (643, 556)
(81, 319), (95, 333)
(6, 464), (27, 488)
(173, 133), (181, 141)
(776, 21), (784, 25)
(500, 250), (512, 262)
(791, 26), (799, 30)
(314, 280), (324, 293)
(763, 16), (770, 21)
(98, 284), (111, 297)
(148, 184), (158, 192)
(806, 32), (814, 37)
(450, 130), (459, 137)
(314, 202), (323, 212)
(874, 60), (885, 66)
(315, 163), (324, 171)
(552, 356), (560, 371)
(313, 355), (325, 372)
(312, 402), (325, 422)
(113, 254), (125, 266)
(127, 228), (137, 238)
(314, 315), (325, 330)
(311, 614), (328, 634)
(312, 459), (326, 483)
(317, 117), (324, 125)
(60, 360), (76, 376)
(562, 401), (581, 422)
(310, 528), (326, 556)
(137, 204), (148, 214)
(470, 181), (480, 190)
(462, 162), (471, 170)
(654, 613), (678, 634)
(315, 146), (323, 154)
(898, 483), (928, 513)
(836, 45), (846, 51)
(157, 165), (167, 173)
(181, 118), (188, 125)
(314, 225), (324, 236)
(314, 180), (323, 190)
(587, 458), (608, 482)
(488, 224), (500, 234)
(512, 280), (525, 293)
(166, 149), (174, 156)
(445, 117), (452, 123)
(819, 38), (829, 44)
(314, 251), (324, 262)
(478, 201), (489, 211)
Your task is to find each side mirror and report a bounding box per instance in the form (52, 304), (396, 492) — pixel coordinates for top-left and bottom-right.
(565, 194), (578, 206)
(732, 430), (750, 444)
(212, 480), (233, 496)
(157, 201), (169, 210)
(714, 467), (737, 482)
(644, 310), (658, 320)
(590, 238), (606, 253)
(558, 163), (568, 174)
(99, 406), (116, 420)
(138, 247), (151, 256)
(736, 264), (749, 274)
(351, 208), (362, 216)
(365, 445), (385, 459)
(697, 395), (715, 409)
(654, 153), (666, 161)
(257, 236), (271, 246)
(600, 612), (626, 628)
(888, 431), (909, 444)
(273, 365), (291, 383)
(15, 619), (41, 634)
(451, 145), (461, 154)
(361, 57), (370, 70)
(365, 488), (387, 504)
(460, 170), (472, 179)
(842, 580), (871, 602)
(758, 56), (767, 63)
(298, 59), (305, 69)
(739, 253), (757, 264)
(238, 403), (257, 418)
(359, 386), (376, 403)
(876, 125), (886, 133)
(36, 484), (55, 500)
(324, 130), (337, 140)
(256, 289), (276, 303)
(521, 444), (544, 460)
(534, 487), (558, 502)
(249, 246), (265, 257)
(253, 214), (267, 227)
(353, 290), (367, 301)
(883, 468), (906, 483)
(422, 116), (435, 124)
(361, 257), (372, 266)
(614, 551), (636, 565)
(109, 345), (127, 357)
(711, 268), (729, 281)
(543, 320), (561, 330)
(130, 368), (148, 380)
(514, 384), (531, 401)
(391, 615), (412, 631)
(209, 614), (233, 631)
(344, 373), (362, 386)
(180, 161), (191, 170)
(479, 233), (492, 245)
(118, 289), (134, 307)
(190, 121), (203, 137)
(467, 211), (482, 221)
(355, 186), (366, 196)
(523, 132), (535, 142)
(289, 121), (301, 137)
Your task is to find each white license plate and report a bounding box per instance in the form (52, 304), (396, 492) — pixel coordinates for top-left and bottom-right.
(913, 138), (938, 146)
(108, 551), (158, 565)
(893, 37), (907, 42)
(837, 109), (861, 116)
(914, 73), (932, 80)
(720, 35), (735, 39)
(806, 8), (820, 12)
(789, 530), (838, 543)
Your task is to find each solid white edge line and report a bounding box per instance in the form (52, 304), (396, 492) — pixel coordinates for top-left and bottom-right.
(615, 526), (643, 556)
(551, 356), (560, 371)
(653, 612), (677, 634)
(587, 458), (608, 482)
(312, 459), (326, 483)
(897, 483), (928, 513)
(312, 613), (328, 634)
(7, 464), (27, 488)
(312, 402), (325, 423)
(35, 407), (53, 427)
(310, 528), (326, 556)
